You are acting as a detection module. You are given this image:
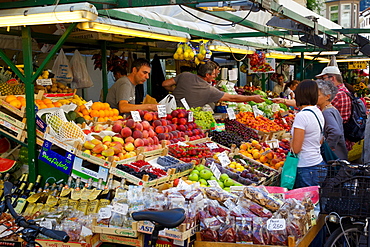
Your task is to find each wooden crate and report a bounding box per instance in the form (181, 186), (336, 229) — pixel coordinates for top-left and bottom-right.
(0, 91), (43, 118)
(0, 109), (26, 129)
(100, 233), (144, 247)
(0, 118), (26, 142)
(35, 233), (101, 247)
(75, 149), (113, 168)
(137, 221), (197, 241)
(93, 222), (138, 238)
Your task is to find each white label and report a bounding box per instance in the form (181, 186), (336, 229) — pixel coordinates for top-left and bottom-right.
(173, 239), (184, 245)
(210, 162), (221, 180)
(266, 139), (279, 149)
(180, 98), (190, 110)
(36, 79), (52, 86)
(282, 118), (287, 124)
(217, 152), (230, 167)
(111, 203), (129, 215)
(131, 111), (142, 122)
(252, 105), (263, 117)
(267, 219), (286, 231)
(3, 120), (12, 128)
(81, 226), (93, 237)
(206, 142), (218, 150)
(84, 100), (93, 110)
(188, 111), (194, 122)
(177, 179), (192, 190)
(224, 198), (236, 209)
(39, 220), (53, 229)
(157, 105), (167, 118)
(239, 159), (247, 166)
(207, 180), (222, 189)
(177, 142), (188, 146)
(272, 104), (279, 112)
(226, 108), (236, 120)
(98, 206), (112, 219)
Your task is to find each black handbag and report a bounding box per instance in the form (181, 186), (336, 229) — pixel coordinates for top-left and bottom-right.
(303, 109), (338, 163)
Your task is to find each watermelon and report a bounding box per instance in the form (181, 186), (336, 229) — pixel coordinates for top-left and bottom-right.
(0, 157), (18, 173)
(0, 138), (10, 154)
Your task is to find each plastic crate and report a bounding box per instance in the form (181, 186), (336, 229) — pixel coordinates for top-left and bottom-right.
(319, 162), (370, 217)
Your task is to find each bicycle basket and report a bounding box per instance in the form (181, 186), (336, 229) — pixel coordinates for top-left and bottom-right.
(319, 162), (370, 217)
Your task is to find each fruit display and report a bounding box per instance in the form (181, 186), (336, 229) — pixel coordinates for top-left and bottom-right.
(272, 111), (295, 131)
(234, 85), (261, 95)
(217, 118), (259, 141)
(35, 80), (74, 94)
(173, 42), (196, 61)
(194, 41), (211, 65)
(247, 51), (274, 73)
(208, 130), (245, 148)
(75, 102), (120, 122)
(189, 107), (216, 130)
(156, 156), (194, 173)
(236, 111), (283, 132)
(239, 140), (286, 170)
(169, 144), (213, 164)
(57, 94), (87, 106)
(115, 160), (167, 181)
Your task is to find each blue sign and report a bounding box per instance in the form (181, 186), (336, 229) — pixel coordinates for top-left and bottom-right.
(39, 140), (74, 175)
(35, 114), (47, 132)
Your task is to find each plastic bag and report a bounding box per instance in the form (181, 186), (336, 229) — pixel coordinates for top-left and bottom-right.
(52, 49), (73, 84)
(70, 50), (94, 89)
(159, 94), (177, 114)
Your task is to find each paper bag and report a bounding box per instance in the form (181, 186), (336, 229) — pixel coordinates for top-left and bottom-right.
(142, 94), (158, 104)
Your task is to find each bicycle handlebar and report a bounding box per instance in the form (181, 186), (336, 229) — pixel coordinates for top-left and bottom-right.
(3, 181), (70, 243)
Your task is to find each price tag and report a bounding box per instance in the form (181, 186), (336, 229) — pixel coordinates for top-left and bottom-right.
(207, 179), (222, 189)
(217, 152), (230, 167)
(224, 198), (236, 209)
(131, 111), (142, 122)
(188, 111), (194, 122)
(36, 79), (52, 86)
(239, 159), (247, 166)
(252, 105), (263, 118)
(81, 226), (93, 237)
(177, 142), (188, 146)
(267, 219), (286, 231)
(39, 220), (53, 229)
(226, 108), (236, 120)
(98, 206), (112, 219)
(282, 118), (287, 124)
(272, 104), (279, 112)
(180, 98), (190, 110)
(177, 179), (192, 189)
(266, 139), (279, 149)
(111, 203), (129, 215)
(206, 142), (218, 150)
(84, 101), (93, 110)
(157, 105), (167, 118)
(210, 162), (221, 180)
(173, 239), (184, 246)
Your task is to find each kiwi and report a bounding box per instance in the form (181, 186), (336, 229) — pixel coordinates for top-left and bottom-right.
(50, 87), (58, 93)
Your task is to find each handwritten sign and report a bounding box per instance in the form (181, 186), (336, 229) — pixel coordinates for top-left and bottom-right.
(188, 111), (194, 122)
(206, 142), (218, 150)
(131, 111), (142, 122)
(208, 180), (222, 189)
(252, 105), (264, 118)
(226, 108), (236, 120)
(267, 219), (286, 231)
(210, 162), (221, 180)
(99, 207), (112, 219)
(180, 98), (190, 110)
(36, 79), (52, 86)
(111, 203), (129, 215)
(157, 105), (167, 118)
(217, 152), (230, 167)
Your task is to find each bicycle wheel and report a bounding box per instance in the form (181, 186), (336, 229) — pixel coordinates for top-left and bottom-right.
(325, 223), (368, 247)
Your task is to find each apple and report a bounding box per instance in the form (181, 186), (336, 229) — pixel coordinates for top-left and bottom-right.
(209, 176), (217, 181)
(199, 170), (213, 180)
(198, 179), (208, 186)
(188, 173), (199, 181)
(194, 164), (205, 171)
(191, 169), (200, 175)
(217, 181), (224, 189)
(223, 178), (235, 187)
(173, 178), (180, 187)
(219, 173), (229, 182)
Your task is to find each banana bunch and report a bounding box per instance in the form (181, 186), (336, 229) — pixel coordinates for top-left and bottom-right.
(58, 94), (87, 106)
(195, 41), (212, 65)
(173, 42), (195, 61)
(37, 70), (49, 80)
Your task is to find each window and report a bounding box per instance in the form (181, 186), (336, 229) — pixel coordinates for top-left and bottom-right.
(330, 5), (339, 24)
(341, 4), (351, 28)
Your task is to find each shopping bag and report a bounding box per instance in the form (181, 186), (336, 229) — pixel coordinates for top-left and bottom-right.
(280, 152), (299, 190)
(321, 140), (338, 163)
(70, 50), (94, 89)
(52, 49), (73, 84)
(159, 94), (177, 114)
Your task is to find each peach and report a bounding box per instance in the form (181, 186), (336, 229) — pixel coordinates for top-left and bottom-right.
(92, 144), (105, 154)
(134, 138), (144, 147)
(135, 122), (143, 131)
(157, 133), (166, 140)
(121, 127), (132, 138)
(155, 126), (164, 134)
(83, 141), (95, 150)
(112, 137), (124, 145)
(124, 142), (135, 152)
(118, 152), (125, 160)
(142, 121), (151, 130)
(153, 136), (159, 145)
(166, 114), (172, 120)
(91, 139), (102, 145)
(171, 117), (178, 124)
(148, 128), (155, 138)
(143, 138), (149, 146)
(266, 152), (274, 160)
(102, 135), (112, 143)
(160, 119), (168, 126)
(147, 137), (154, 145)
(125, 136), (134, 143)
(153, 120), (162, 127)
(178, 118), (187, 125)
(252, 151), (261, 160)
(259, 155), (268, 163)
(142, 130), (149, 138)
(126, 119), (136, 129)
(132, 130), (143, 139)
(143, 112), (153, 121)
(102, 148), (115, 157)
(112, 123), (122, 133)
(178, 125), (186, 132)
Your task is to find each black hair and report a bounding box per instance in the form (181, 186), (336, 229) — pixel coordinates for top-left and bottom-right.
(295, 79), (318, 107)
(112, 65), (127, 76)
(132, 58), (151, 72)
(283, 80), (299, 91)
(197, 61), (217, 77)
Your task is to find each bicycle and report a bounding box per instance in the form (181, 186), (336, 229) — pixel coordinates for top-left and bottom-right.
(319, 160), (370, 247)
(0, 181), (70, 247)
(132, 208), (186, 247)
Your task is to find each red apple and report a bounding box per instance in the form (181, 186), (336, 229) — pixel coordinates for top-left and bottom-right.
(121, 127), (132, 138)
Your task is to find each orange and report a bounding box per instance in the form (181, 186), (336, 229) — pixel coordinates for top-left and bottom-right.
(98, 110), (105, 118)
(46, 103), (55, 108)
(35, 99), (43, 105)
(80, 105), (87, 111)
(43, 98), (52, 105)
(82, 109), (89, 116)
(91, 102), (102, 111)
(90, 109), (99, 118)
(9, 99), (22, 109)
(98, 117), (105, 122)
(38, 103), (47, 109)
(83, 115), (91, 121)
(112, 108), (119, 116)
(20, 100), (26, 107)
(5, 95), (17, 103)
(102, 103), (110, 110)
(53, 102), (62, 107)
(17, 96), (25, 101)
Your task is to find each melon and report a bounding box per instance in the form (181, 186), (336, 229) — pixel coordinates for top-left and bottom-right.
(0, 138), (10, 154)
(0, 157), (18, 173)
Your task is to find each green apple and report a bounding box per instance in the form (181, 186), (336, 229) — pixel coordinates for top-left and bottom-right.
(199, 179), (208, 185)
(188, 173), (199, 181)
(209, 176), (217, 181)
(199, 170), (213, 180)
(217, 181), (224, 189)
(191, 169), (200, 175)
(194, 164), (205, 171)
(219, 173), (229, 182)
(223, 178), (234, 187)
(223, 187), (231, 192)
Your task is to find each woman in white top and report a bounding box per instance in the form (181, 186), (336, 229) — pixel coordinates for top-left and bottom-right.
(291, 79), (325, 188)
(283, 80), (299, 99)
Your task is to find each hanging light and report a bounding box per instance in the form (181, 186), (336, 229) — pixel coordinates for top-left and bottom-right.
(265, 50), (296, 59)
(208, 41), (255, 54)
(77, 17), (190, 43)
(0, 3), (98, 27)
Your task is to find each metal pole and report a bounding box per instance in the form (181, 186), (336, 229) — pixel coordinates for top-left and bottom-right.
(101, 41), (108, 102)
(144, 46), (152, 96)
(300, 52), (305, 81)
(22, 26), (37, 183)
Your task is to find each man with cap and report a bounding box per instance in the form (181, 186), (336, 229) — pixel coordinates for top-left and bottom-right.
(315, 66), (352, 123)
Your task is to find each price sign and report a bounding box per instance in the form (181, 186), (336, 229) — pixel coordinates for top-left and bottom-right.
(206, 142), (218, 150)
(111, 203), (129, 215)
(348, 61), (367, 70)
(282, 118), (287, 124)
(272, 104), (279, 112)
(224, 198), (236, 209)
(177, 142), (188, 146)
(208, 180), (222, 189)
(99, 207), (112, 219)
(210, 162), (221, 180)
(266, 139), (279, 149)
(39, 220), (53, 229)
(226, 107), (236, 120)
(84, 101), (93, 110)
(180, 98), (190, 110)
(36, 79), (52, 86)
(188, 111), (194, 122)
(157, 105), (167, 118)
(267, 219), (286, 231)
(81, 226), (93, 237)
(252, 105), (263, 118)
(131, 111), (142, 122)
(239, 159), (247, 166)
(217, 152), (230, 167)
